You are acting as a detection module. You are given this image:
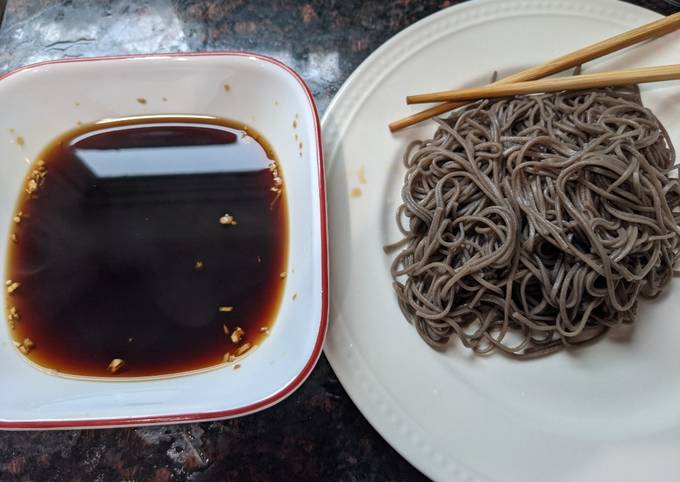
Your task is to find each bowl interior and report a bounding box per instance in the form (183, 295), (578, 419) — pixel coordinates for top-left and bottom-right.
(0, 53), (325, 426)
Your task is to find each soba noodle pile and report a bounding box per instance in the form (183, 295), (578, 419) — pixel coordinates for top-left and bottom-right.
(389, 86), (680, 359)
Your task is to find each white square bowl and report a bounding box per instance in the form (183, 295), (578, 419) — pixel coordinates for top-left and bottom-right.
(0, 52), (327, 429)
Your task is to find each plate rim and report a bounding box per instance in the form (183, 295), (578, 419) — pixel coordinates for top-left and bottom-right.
(321, 0), (666, 480)
(0, 51), (329, 430)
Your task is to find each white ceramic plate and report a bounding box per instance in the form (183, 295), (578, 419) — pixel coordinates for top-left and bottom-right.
(323, 1), (680, 481)
(0, 52), (328, 428)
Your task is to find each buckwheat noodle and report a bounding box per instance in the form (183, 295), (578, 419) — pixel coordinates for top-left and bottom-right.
(388, 86), (680, 359)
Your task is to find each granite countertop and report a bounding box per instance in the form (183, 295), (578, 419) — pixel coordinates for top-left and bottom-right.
(0, 0), (676, 481)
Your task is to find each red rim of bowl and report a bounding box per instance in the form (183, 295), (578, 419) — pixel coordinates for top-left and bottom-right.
(0, 51), (328, 430)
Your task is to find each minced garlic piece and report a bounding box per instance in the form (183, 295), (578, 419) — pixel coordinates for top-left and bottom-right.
(236, 343), (252, 356)
(219, 213), (237, 226)
(19, 337), (35, 354)
(7, 282), (20, 295)
(26, 179), (38, 194)
(108, 358), (125, 373)
(230, 326), (245, 343)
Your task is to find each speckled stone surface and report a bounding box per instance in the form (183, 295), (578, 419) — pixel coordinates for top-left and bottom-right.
(0, 1), (677, 481)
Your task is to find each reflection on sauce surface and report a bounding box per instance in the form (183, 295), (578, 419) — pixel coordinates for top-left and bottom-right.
(6, 116), (288, 377)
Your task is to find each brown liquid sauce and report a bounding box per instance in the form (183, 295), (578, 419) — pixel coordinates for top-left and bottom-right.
(5, 116), (288, 377)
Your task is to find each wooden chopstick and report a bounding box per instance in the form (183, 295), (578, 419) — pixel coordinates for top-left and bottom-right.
(388, 12), (680, 132)
(406, 64), (680, 104)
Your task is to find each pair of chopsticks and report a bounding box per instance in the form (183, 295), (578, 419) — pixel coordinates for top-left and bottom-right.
(389, 12), (680, 132)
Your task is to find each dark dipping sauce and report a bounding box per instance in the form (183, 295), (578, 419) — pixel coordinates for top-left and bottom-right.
(5, 116), (288, 377)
